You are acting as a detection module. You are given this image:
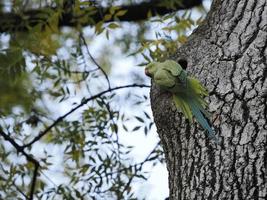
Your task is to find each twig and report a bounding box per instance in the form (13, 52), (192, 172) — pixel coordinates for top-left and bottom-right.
(82, 142), (161, 198)
(87, 142), (161, 180)
(136, 141), (161, 170)
(79, 33), (111, 90)
(12, 180), (29, 199)
(97, 97), (120, 158)
(0, 165), (29, 199)
(121, 142), (161, 196)
(56, 63), (99, 74)
(23, 84), (150, 148)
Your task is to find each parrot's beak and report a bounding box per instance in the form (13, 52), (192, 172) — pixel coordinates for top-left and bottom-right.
(145, 68), (151, 77)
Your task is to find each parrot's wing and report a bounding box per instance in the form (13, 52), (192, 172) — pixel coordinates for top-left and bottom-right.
(173, 95), (193, 122)
(187, 77), (210, 117)
(188, 77), (208, 97)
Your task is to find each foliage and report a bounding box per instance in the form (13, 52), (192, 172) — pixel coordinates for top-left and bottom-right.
(0, 0), (207, 199)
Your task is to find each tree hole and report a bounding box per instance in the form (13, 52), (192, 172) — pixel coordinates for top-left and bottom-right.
(178, 59), (188, 70)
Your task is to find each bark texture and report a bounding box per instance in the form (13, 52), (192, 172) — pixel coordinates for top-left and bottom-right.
(150, 0), (267, 199)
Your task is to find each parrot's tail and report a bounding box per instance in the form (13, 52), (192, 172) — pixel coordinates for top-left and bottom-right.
(188, 99), (219, 144)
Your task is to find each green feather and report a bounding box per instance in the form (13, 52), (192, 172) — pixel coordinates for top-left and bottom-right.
(145, 60), (218, 143)
(173, 95), (193, 122)
(187, 77), (210, 118)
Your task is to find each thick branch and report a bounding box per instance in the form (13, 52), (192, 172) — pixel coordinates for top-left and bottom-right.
(0, 130), (39, 200)
(0, 0), (202, 33)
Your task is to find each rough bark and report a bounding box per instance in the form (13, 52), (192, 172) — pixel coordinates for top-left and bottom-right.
(150, 0), (267, 199)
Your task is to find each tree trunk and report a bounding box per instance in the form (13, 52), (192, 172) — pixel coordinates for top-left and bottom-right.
(150, 0), (267, 199)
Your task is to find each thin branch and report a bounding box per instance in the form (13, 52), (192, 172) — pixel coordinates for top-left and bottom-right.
(23, 84), (150, 148)
(79, 33), (111, 90)
(54, 48), (99, 75)
(0, 0), (203, 33)
(88, 142), (161, 180)
(0, 130), (40, 200)
(56, 63), (99, 74)
(98, 97), (124, 189)
(40, 170), (57, 187)
(136, 141), (161, 170)
(97, 97), (120, 158)
(12, 180), (29, 199)
(121, 142), (161, 196)
(121, 175), (134, 197)
(29, 162), (39, 200)
(0, 165), (29, 199)
(81, 142), (161, 197)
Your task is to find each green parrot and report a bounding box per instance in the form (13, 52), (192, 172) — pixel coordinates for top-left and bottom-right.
(145, 60), (218, 143)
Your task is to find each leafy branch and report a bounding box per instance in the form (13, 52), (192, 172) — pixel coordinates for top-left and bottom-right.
(0, 83), (150, 199)
(24, 84), (150, 148)
(0, 0), (202, 33)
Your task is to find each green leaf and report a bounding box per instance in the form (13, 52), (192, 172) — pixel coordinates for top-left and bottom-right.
(132, 126), (141, 132)
(144, 112), (151, 119)
(104, 14), (112, 21)
(111, 124), (118, 133)
(0, 48), (25, 76)
(115, 10), (127, 17)
(135, 116), (144, 123)
(108, 23), (120, 29)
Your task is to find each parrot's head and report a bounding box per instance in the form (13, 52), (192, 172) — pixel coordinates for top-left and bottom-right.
(145, 62), (159, 78)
